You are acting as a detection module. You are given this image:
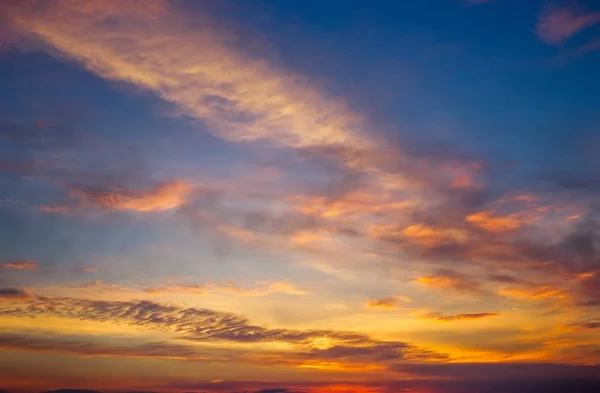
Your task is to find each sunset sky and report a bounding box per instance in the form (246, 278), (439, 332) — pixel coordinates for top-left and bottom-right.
(1, 0), (600, 392)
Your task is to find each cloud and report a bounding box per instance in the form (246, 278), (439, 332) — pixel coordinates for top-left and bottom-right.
(537, 5), (600, 44)
(0, 288), (32, 300)
(577, 271), (600, 305)
(41, 179), (192, 213)
(572, 36), (600, 56)
(365, 296), (411, 310)
(144, 281), (307, 296)
(466, 211), (537, 232)
(73, 279), (307, 298)
(365, 297), (398, 310)
(2, 0), (384, 173)
(2, 260), (37, 270)
(391, 361), (600, 382)
(0, 333), (210, 361)
(487, 273), (527, 284)
(424, 312), (500, 322)
(255, 390), (289, 393)
(414, 268), (484, 294)
(7, 0), (584, 284)
(371, 223), (468, 249)
(0, 291), (443, 363)
(499, 285), (570, 301)
(569, 318), (600, 330)
(149, 371), (600, 393)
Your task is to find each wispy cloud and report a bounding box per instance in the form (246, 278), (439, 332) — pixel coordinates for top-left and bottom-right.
(537, 4), (600, 44)
(499, 285), (571, 304)
(569, 318), (600, 330)
(414, 268), (484, 294)
(144, 281), (307, 296)
(2, 260), (37, 271)
(3, 0), (382, 171)
(40, 179), (192, 213)
(424, 312), (500, 322)
(0, 333), (211, 361)
(365, 296), (411, 310)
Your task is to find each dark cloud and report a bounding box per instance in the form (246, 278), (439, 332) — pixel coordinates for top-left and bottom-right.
(487, 273), (527, 284)
(570, 318), (600, 330)
(254, 390), (289, 393)
(27, 378), (600, 393)
(302, 342), (446, 362)
(0, 287), (30, 299)
(555, 219), (600, 273)
(578, 273), (600, 305)
(160, 373), (600, 393)
(42, 390), (101, 393)
(391, 361), (600, 381)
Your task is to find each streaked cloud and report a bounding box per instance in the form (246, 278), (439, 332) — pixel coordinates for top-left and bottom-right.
(424, 312), (500, 322)
(499, 285), (570, 301)
(569, 318), (600, 330)
(144, 281), (307, 296)
(0, 333), (210, 361)
(2, 260), (37, 271)
(3, 0), (383, 171)
(0, 290), (446, 366)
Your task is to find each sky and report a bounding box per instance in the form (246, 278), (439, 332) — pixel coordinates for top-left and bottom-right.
(0, 0), (600, 392)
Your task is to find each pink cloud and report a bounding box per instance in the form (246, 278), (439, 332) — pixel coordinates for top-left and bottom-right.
(537, 5), (600, 44)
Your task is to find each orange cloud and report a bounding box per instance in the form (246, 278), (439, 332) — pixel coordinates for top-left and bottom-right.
(402, 224), (466, 247)
(289, 191), (413, 220)
(40, 180), (193, 213)
(424, 312), (500, 322)
(365, 296), (411, 310)
(466, 211), (536, 232)
(414, 269), (482, 294)
(2, 260), (37, 271)
(500, 285), (570, 301)
(72, 180), (192, 212)
(369, 224), (467, 249)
